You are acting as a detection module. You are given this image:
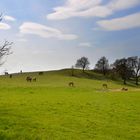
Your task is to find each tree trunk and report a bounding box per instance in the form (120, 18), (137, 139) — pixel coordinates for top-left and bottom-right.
(82, 67), (84, 73)
(71, 68), (74, 76)
(71, 70), (74, 76)
(136, 76), (139, 85)
(123, 79), (126, 85)
(103, 70), (106, 76)
(103, 67), (105, 76)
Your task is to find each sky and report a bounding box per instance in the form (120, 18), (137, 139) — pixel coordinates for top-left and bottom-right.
(0, 0), (140, 73)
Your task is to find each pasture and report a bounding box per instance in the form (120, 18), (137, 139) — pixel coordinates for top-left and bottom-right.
(0, 69), (139, 140)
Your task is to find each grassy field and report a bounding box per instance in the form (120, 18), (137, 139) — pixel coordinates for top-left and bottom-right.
(0, 69), (139, 140)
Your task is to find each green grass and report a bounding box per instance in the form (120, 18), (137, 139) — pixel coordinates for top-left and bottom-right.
(0, 69), (139, 140)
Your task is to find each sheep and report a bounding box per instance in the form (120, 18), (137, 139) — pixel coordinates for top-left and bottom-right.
(102, 83), (108, 89)
(26, 76), (32, 82)
(69, 82), (74, 87)
(122, 88), (128, 91)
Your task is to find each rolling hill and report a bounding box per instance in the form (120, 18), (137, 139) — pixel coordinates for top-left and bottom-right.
(0, 69), (139, 140)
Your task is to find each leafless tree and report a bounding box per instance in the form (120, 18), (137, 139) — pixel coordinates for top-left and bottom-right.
(0, 14), (12, 65)
(95, 56), (109, 75)
(75, 56), (90, 72)
(0, 13), (2, 21)
(0, 41), (12, 65)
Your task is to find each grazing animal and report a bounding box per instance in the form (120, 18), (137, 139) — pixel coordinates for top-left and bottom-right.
(122, 88), (128, 91)
(9, 74), (12, 78)
(69, 82), (74, 87)
(102, 84), (108, 89)
(26, 76), (32, 82)
(39, 72), (43, 75)
(33, 77), (36, 82)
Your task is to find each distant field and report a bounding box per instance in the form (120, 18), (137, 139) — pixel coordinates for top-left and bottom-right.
(0, 70), (139, 140)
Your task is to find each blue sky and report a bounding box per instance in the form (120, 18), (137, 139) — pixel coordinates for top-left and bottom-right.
(0, 0), (140, 73)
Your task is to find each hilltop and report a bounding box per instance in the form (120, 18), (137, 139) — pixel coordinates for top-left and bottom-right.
(0, 69), (139, 90)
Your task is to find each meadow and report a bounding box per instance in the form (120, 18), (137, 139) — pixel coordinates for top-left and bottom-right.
(0, 69), (139, 140)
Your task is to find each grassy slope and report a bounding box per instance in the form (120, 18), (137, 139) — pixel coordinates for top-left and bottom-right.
(0, 69), (139, 140)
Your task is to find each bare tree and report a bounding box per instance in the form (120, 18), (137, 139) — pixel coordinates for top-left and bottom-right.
(0, 41), (12, 65)
(0, 13), (2, 21)
(95, 56), (109, 75)
(0, 14), (12, 65)
(75, 56), (90, 72)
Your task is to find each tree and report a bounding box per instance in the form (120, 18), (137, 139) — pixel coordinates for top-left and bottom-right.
(127, 56), (140, 85)
(0, 41), (12, 65)
(0, 14), (12, 65)
(113, 58), (132, 85)
(95, 56), (109, 75)
(75, 56), (90, 72)
(71, 65), (75, 76)
(0, 13), (2, 21)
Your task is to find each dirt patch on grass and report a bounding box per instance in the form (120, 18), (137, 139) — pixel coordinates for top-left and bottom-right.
(96, 88), (140, 93)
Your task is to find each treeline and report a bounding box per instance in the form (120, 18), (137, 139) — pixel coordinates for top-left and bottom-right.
(74, 56), (140, 85)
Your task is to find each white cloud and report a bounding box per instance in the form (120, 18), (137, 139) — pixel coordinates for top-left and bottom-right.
(108, 0), (140, 11)
(3, 15), (16, 21)
(0, 23), (11, 30)
(19, 22), (78, 40)
(97, 12), (140, 31)
(47, 0), (104, 20)
(79, 42), (91, 47)
(47, 0), (140, 20)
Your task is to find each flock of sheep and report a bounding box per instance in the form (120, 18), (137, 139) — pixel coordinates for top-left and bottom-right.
(5, 71), (128, 91)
